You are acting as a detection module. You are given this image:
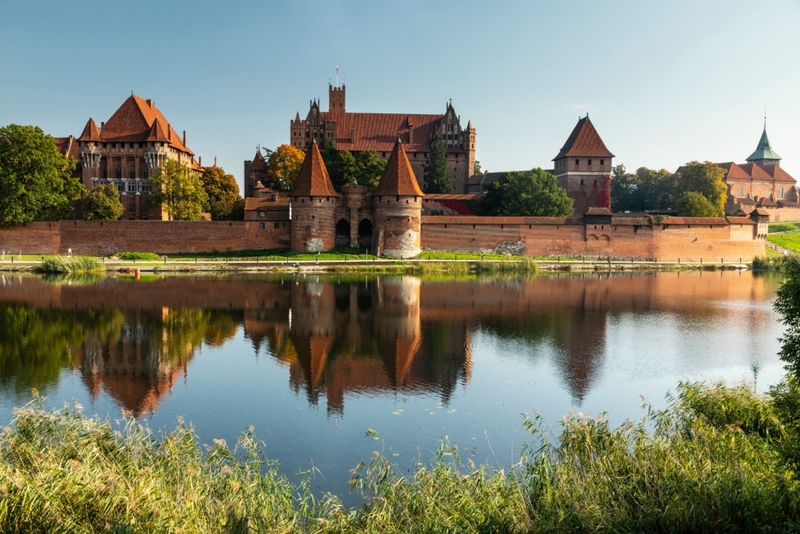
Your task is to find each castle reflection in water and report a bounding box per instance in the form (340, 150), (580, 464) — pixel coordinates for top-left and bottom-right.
(0, 272), (779, 416)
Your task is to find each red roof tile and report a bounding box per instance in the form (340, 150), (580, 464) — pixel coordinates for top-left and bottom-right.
(54, 136), (79, 160)
(553, 116), (614, 160)
(78, 118), (101, 142)
(291, 140), (338, 197)
(98, 95), (193, 155)
(320, 112), (446, 153)
(719, 161), (796, 183)
(374, 140), (424, 197)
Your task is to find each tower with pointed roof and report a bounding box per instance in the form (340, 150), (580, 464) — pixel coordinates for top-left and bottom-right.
(552, 115), (614, 215)
(372, 139), (425, 258)
(289, 140), (340, 252)
(75, 95), (202, 219)
(746, 123), (781, 167)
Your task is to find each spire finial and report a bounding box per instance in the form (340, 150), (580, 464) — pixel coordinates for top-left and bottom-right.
(764, 104), (767, 130)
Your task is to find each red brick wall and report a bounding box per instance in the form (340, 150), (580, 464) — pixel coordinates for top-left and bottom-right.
(0, 217), (765, 261)
(0, 221), (289, 255)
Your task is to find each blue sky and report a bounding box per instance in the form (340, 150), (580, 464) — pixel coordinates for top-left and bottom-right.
(1, 1), (798, 188)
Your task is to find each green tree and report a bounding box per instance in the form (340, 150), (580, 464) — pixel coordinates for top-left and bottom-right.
(775, 258), (800, 381)
(81, 184), (124, 221)
(353, 150), (387, 191)
(148, 160), (209, 221)
(264, 144), (305, 192)
(321, 142), (387, 192)
(677, 191), (719, 217)
(610, 165), (640, 212)
(200, 166), (242, 220)
(0, 124), (84, 226)
(423, 134), (452, 193)
(482, 168), (573, 217)
(674, 161), (727, 217)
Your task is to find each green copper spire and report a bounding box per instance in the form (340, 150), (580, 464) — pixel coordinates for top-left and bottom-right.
(746, 124), (781, 164)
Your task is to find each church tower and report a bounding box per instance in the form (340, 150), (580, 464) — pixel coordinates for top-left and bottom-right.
(552, 115), (614, 215)
(373, 139), (424, 258)
(746, 123), (781, 167)
(289, 140), (340, 252)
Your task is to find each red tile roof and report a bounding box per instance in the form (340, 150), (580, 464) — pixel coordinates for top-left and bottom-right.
(374, 140), (424, 197)
(291, 140), (338, 197)
(719, 161), (795, 183)
(54, 135), (79, 159)
(320, 112), (446, 153)
(553, 116), (614, 160)
(97, 95), (193, 155)
(78, 118), (101, 142)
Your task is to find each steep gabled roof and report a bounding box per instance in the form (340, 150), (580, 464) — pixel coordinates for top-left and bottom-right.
(374, 139), (424, 197)
(746, 126), (781, 162)
(319, 111), (444, 153)
(54, 135), (79, 159)
(719, 161), (796, 183)
(144, 117), (170, 142)
(291, 140), (338, 197)
(99, 95), (193, 155)
(553, 115), (614, 160)
(78, 118), (101, 142)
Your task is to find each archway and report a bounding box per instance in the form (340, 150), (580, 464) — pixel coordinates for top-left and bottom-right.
(335, 219), (350, 248)
(358, 219), (373, 249)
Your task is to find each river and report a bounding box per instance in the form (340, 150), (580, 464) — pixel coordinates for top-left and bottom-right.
(0, 270), (785, 499)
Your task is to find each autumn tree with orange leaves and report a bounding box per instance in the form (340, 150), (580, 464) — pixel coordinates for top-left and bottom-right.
(263, 144), (305, 192)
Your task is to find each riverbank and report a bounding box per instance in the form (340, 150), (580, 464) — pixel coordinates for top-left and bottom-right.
(0, 255), (754, 275)
(2, 381), (798, 532)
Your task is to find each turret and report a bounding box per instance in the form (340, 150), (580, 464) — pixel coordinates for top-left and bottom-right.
(289, 140), (340, 252)
(372, 139), (424, 258)
(746, 124), (781, 167)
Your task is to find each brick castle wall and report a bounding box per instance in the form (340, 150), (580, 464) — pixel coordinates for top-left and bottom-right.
(0, 216), (765, 261)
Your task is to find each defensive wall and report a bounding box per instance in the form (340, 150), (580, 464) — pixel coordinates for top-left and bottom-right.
(0, 212), (766, 262)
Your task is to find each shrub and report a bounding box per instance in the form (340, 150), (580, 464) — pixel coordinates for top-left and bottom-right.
(117, 252), (160, 261)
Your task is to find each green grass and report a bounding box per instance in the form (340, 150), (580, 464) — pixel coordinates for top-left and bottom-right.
(116, 251), (161, 261)
(770, 222), (800, 233)
(35, 256), (105, 274)
(3, 381), (800, 532)
(769, 233), (800, 253)
(419, 251), (523, 260)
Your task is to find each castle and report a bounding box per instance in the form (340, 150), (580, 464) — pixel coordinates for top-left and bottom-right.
(60, 94), (203, 220)
(244, 84), (476, 196)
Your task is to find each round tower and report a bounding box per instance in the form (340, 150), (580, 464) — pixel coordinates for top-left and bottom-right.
(372, 139), (424, 258)
(290, 140), (340, 252)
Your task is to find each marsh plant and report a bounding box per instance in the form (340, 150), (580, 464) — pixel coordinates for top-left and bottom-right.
(36, 256), (104, 274)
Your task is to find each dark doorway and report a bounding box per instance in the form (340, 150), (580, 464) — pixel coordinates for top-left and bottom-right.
(357, 219), (373, 249)
(335, 219), (350, 247)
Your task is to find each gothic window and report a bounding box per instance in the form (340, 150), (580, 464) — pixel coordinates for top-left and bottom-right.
(129, 168), (136, 179)
(142, 168), (148, 180)
(128, 202), (135, 214)
(600, 159), (604, 166)
(116, 181), (124, 194)
(588, 159), (592, 166)
(115, 167), (122, 179)
(101, 167), (108, 179)
(575, 159), (579, 166)
(738, 186), (744, 196)
(127, 181), (136, 193)
(781, 187), (785, 199)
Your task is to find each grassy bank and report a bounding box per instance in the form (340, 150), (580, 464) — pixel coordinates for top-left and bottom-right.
(35, 256), (105, 274)
(3, 381), (800, 532)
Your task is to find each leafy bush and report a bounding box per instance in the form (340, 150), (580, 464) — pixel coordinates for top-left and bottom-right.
(36, 256), (104, 274)
(117, 251), (160, 261)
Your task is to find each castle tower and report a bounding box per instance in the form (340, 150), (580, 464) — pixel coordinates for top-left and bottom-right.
(373, 139), (424, 258)
(243, 148), (267, 198)
(289, 139), (340, 252)
(552, 115), (614, 215)
(329, 83), (345, 113)
(746, 123), (781, 167)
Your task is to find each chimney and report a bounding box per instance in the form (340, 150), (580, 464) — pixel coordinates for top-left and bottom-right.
(214, 156), (217, 166)
(183, 130), (186, 146)
(146, 99), (152, 108)
(168, 129), (172, 141)
(199, 156), (202, 166)
(100, 121), (104, 131)
(350, 128), (355, 142)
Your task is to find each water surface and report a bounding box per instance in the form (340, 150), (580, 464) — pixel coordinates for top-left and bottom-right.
(0, 271), (785, 498)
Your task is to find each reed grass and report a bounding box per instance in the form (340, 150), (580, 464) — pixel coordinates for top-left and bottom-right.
(36, 256), (104, 274)
(3, 381), (800, 532)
